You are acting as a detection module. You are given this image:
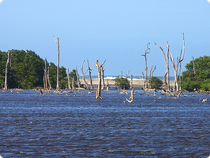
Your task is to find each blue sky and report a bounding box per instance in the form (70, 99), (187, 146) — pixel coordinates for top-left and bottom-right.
(0, 0), (210, 76)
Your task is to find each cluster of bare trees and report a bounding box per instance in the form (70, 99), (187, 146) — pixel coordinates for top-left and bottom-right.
(154, 33), (185, 92)
(140, 33), (185, 93)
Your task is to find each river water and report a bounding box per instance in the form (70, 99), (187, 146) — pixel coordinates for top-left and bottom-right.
(0, 89), (210, 157)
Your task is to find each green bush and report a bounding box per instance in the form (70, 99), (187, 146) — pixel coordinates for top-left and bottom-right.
(181, 56), (210, 92)
(148, 77), (163, 89)
(113, 77), (130, 89)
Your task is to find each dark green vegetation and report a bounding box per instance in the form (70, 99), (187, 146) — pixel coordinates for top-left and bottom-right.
(0, 50), (67, 89)
(113, 77), (130, 89)
(149, 77), (163, 89)
(181, 56), (210, 92)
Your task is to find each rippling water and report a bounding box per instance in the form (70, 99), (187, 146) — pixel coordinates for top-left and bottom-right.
(0, 90), (210, 157)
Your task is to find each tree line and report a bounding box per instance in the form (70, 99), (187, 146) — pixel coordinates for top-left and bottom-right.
(0, 50), (69, 89)
(1, 49), (210, 92)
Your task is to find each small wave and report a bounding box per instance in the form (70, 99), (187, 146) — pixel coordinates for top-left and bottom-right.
(104, 76), (116, 80)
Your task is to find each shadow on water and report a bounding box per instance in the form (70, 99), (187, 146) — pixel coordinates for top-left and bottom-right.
(0, 90), (210, 157)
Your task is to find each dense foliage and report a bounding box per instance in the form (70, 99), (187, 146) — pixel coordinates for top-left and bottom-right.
(181, 56), (210, 91)
(148, 77), (163, 89)
(0, 50), (67, 89)
(114, 77), (130, 89)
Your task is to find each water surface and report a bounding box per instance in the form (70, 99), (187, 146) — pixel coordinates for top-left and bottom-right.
(0, 90), (210, 157)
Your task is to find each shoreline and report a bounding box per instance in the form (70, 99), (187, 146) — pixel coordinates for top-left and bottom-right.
(79, 78), (175, 87)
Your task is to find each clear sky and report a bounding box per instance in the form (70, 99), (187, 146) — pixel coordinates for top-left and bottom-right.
(0, 0), (210, 76)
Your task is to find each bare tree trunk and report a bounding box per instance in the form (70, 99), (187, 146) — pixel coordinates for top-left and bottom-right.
(106, 79), (109, 90)
(169, 33), (185, 92)
(101, 65), (105, 90)
(47, 66), (52, 89)
(67, 68), (71, 90)
(87, 59), (93, 89)
(151, 66), (156, 78)
(72, 77), (75, 90)
(178, 62), (182, 91)
(178, 33), (185, 91)
(44, 57), (47, 89)
(126, 88), (134, 103)
(130, 75), (133, 89)
(149, 65), (156, 89)
(53, 36), (60, 90)
(142, 72), (145, 89)
(4, 51), (10, 90)
(126, 70), (131, 78)
(154, 42), (169, 91)
(96, 60), (106, 99)
(169, 53), (179, 91)
(142, 43), (150, 89)
(167, 44), (170, 91)
(121, 71), (123, 77)
(149, 65), (153, 79)
(81, 60), (89, 89)
(75, 65), (80, 88)
(192, 56), (196, 81)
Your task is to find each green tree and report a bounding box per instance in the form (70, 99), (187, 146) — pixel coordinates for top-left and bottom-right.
(0, 50), (45, 89)
(148, 77), (163, 89)
(181, 56), (210, 91)
(0, 50), (68, 89)
(114, 77), (130, 89)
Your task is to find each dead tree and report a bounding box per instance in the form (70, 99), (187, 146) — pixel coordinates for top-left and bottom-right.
(192, 56), (196, 81)
(96, 60), (106, 99)
(142, 43), (150, 89)
(72, 77), (75, 90)
(67, 68), (71, 90)
(151, 66), (156, 78)
(101, 65), (105, 90)
(130, 75), (133, 89)
(149, 65), (156, 88)
(44, 57), (48, 89)
(142, 72), (145, 88)
(75, 65), (80, 88)
(149, 65), (156, 79)
(106, 79), (109, 90)
(53, 36), (60, 90)
(154, 42), (170, 91)
(47, 67), (52, 89)
(169, 33), (185, 92)
(87, 59), (93, 89)
(178, 33), (185, 90)
(81, 60), (89, 89)
(126, 88), (134, 103)
(126, 69), (131, 78)
(4, 51), (10, 90)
